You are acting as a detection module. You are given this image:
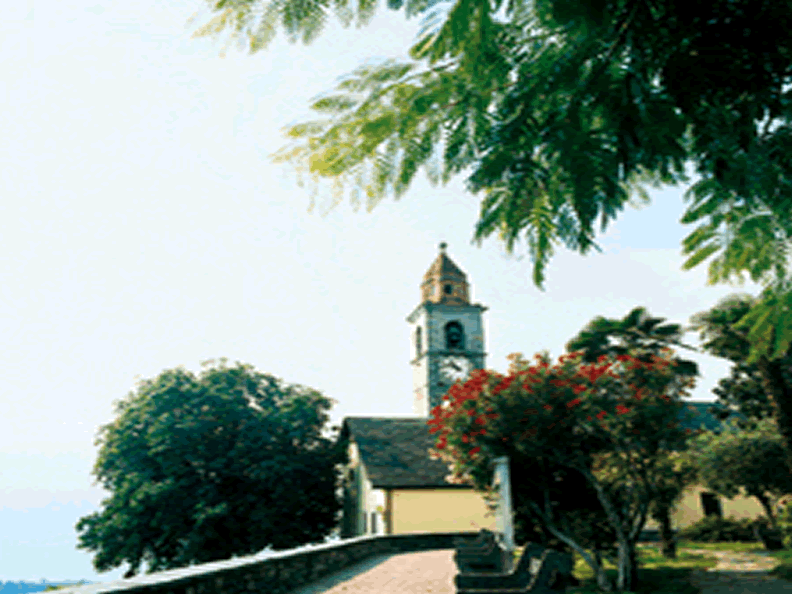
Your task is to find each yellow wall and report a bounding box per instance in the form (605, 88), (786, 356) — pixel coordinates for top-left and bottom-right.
(643, 484), (767, 530)
(389, 488), (499, 534)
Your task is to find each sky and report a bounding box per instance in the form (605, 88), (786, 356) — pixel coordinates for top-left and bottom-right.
(0, 0), (766, 584)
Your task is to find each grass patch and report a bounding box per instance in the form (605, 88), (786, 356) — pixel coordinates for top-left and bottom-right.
(511, 543), (717, 594)
(508, 539), (792, 591)
(765, 548), (792, 581)
(675, 540), (764, 553)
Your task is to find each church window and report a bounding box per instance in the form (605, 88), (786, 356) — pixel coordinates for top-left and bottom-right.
(445, 321), (465, 350)
(701, 492), (722, 518)
(415, 326), (422, 355)
(444, 284), (453, 294)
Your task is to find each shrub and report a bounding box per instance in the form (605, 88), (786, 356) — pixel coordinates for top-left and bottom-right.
(778, 499), (792, 550)
(678, 515), (757, 542)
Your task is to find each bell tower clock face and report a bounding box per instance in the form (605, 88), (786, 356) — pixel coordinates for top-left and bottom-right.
(440, 356), (472, 382)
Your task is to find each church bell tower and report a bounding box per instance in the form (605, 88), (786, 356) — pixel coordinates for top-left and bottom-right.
(406, 243), (488, 417)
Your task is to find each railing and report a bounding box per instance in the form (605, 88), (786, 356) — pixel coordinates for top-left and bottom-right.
(55, 532), (481, 594)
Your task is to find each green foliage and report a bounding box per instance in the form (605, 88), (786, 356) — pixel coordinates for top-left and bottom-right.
(566, 306), (705, 559)
(709, 362), (776, 430)
(678, 515), (758, 543)
(427, 350), (699, 591)
(689, 292), (792, 474)
(689, 293), (758, 363)
(779, 499), (792, 550)
(566, 306), (699, 376)
(685, 417), (792, 518)
(191, 0), (792, 367)
(75, 360), (347, 578)
(734, 288), (792, 365)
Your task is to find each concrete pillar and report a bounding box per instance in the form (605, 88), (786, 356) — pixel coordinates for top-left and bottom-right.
(492, 456), (515, 570)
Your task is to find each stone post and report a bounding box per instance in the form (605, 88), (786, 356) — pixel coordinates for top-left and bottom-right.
(492, 455), (515, 571)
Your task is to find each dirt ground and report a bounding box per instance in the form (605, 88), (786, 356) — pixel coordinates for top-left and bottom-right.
(686, 548), (792, 594)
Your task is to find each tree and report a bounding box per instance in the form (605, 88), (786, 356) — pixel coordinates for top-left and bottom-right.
(427, 350), (699, 592)
(566, 306), (700, 558)
(565, 305), (699, 374)
(193, 0), (792, 351)
(76, 360), (346, 578)
(709, 361), (776, 430)
(685, 416), (792, 531)
(689, 293), (792, 472)
(193, 0), (792, 467)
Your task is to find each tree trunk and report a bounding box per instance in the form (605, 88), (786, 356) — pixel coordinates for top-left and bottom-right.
(658, 505), (677, 559)
(755, 492), (779, 530)
(756, 357), (792, 473)
(594, 549), (613, 592)
(615, 539), (638, 592)
(593, 548), (613, 592)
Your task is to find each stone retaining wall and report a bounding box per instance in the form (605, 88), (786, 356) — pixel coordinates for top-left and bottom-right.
(55, 532), (480, 594)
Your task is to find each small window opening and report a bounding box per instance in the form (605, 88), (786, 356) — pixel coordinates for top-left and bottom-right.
(444, 284), (453, 294)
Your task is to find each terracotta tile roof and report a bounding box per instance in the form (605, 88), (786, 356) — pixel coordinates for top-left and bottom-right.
(338, 402), (743, 488)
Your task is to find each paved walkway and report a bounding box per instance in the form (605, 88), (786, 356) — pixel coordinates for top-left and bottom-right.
(288, 546), (792, 594)
(287, 549), (457, 594)
(687, 549), (792, 594)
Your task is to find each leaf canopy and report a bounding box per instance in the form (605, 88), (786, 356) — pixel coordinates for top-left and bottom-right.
(192, 0), (792, 362)
(76, 361), (346, 577)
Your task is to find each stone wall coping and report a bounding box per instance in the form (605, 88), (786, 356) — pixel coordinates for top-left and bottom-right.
(54, 532), (480, 594)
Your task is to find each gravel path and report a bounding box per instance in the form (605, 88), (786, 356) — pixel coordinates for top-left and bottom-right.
(686, 549), (792, 594)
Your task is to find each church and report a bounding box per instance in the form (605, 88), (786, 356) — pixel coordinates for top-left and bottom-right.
(337, 243), (767, 539)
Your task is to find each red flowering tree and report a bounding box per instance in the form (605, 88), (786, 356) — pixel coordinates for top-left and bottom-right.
(427, 350), (699, 592)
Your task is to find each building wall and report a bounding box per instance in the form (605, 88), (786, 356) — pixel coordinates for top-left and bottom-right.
(344, 441), (387, 537)
(643, 483), (767, 530)
(388, 488), (499, 534)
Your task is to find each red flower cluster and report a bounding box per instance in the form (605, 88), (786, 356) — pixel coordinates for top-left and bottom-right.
(426, 350), (686, 471)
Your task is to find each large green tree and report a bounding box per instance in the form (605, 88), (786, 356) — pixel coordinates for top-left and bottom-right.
(708, 361), (776, 430)
(685, 416), (792, 531)
(689, 293), (792, 472)
(193, 0), (792, 361)
(194, 0), (792, 471)
(76, 360), (346, 577)
(428, 350), (698, 591)
(566, 306), (700, 559)
(565, 306), (699, 374)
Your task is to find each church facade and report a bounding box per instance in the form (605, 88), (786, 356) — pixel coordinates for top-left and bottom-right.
(337, 244), (768, 539)
(339, 243), (499, 538)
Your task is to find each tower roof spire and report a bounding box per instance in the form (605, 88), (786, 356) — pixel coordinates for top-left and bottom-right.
(421, 242), (469, 305)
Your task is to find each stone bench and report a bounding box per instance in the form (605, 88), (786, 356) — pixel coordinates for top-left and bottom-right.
(455, 543), (576, 594)
(453, 529), (510, 574)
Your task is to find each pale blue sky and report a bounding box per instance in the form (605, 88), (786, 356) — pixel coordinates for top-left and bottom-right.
(1, 0), (762, 583)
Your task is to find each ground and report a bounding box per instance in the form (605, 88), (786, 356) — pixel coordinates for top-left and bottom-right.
(686, 548), (792, 594)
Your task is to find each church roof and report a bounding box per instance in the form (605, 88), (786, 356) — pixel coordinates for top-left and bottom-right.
(339, 402), (743, 489)
(340, 417), (463, 488)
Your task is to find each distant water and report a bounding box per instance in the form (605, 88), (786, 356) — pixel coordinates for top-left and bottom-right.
(0, 581), (93, 593)
(5, 533), (343, 590)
